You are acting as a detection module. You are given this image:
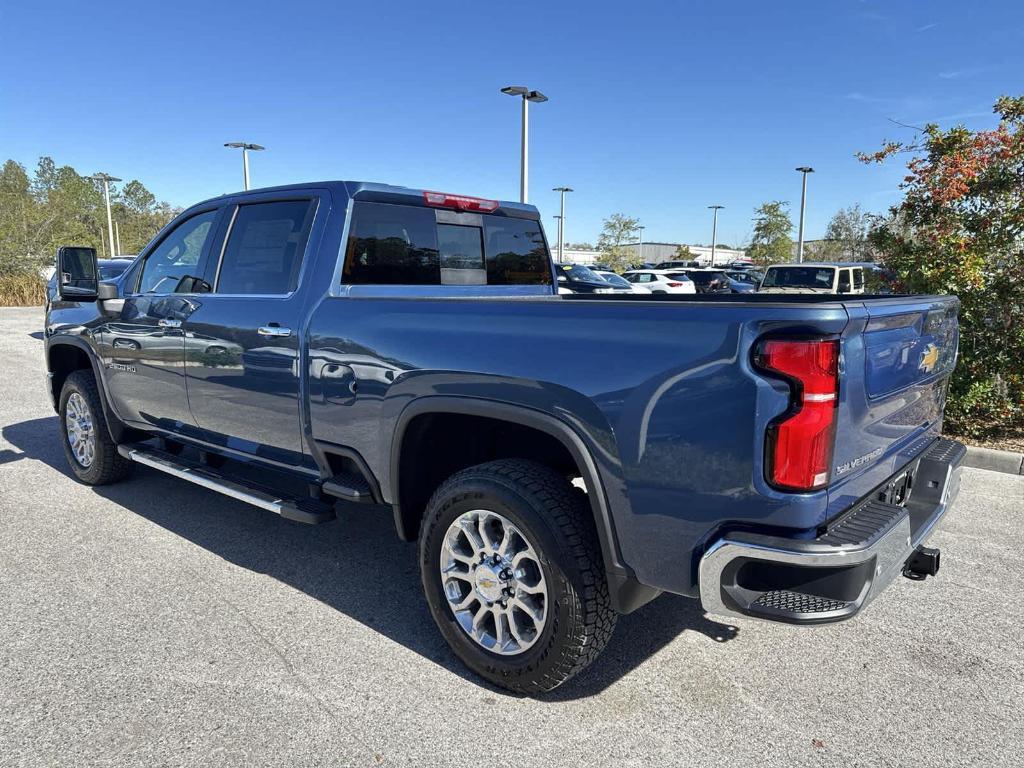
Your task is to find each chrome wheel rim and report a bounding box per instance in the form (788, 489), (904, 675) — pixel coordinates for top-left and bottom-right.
(439, 509), (548, 656)
(65, 392), (96, 468)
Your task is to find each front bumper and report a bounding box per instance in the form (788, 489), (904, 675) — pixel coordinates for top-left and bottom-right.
(699, 437), (965, 624)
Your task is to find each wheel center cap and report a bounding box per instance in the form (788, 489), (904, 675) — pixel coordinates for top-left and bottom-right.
(473, 562), (505, 603)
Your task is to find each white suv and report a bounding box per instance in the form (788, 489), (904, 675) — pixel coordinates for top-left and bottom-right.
(622, 269), (697, 294)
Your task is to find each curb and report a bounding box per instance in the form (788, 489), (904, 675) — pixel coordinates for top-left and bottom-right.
(963, 445), (1024, 476)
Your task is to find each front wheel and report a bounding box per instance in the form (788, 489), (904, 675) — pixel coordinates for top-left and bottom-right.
(419, 459), (616, 694)
(59, 370), (131, 485)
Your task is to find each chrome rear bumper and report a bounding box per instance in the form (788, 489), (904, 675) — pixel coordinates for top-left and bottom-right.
(698, 438), (965, 624)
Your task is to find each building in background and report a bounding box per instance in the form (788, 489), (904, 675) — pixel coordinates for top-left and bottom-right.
(557, 243), (747, 267)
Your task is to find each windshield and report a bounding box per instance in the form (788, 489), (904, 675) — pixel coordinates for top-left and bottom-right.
(562, 265), (604, 282)
(596, 272), (630, 288)
(762, 266), (835, 289)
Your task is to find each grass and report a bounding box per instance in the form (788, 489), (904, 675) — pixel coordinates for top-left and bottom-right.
(0, 272), (46, 306)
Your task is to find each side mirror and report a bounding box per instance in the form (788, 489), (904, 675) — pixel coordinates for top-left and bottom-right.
(56, 246), (99, 301)
(837, 280), (851, 294)
(557, 274), (568, 283)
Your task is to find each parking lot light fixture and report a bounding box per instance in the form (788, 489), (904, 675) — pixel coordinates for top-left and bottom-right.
(224, 142), (266, 190)
(795, 167), (815, 263)
(553, 187), (573, 263)
(708, 205), (724, 266)
(89, 172), (122, 258)
(501, 86), (548, 203)
(637, 224), (645, 264)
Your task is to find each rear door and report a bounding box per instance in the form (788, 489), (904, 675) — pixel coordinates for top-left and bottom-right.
(827, 296), (960, 512)
(181, 193), (322, 468)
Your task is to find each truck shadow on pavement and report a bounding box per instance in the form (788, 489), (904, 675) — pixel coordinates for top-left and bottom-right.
(3, 415), (739, 699)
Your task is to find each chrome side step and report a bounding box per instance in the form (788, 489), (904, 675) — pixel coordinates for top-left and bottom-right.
(116, 444), (336, 524)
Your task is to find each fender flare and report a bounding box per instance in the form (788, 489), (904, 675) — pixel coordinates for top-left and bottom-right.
(389, 396), (660, 614)
(45, 336), (131, 443)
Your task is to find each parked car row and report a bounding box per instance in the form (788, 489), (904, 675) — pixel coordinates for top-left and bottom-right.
(556, 261), (893, 296)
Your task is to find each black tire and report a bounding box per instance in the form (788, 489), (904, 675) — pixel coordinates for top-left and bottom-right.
(419, 459), (617, 694)
(58, 370), (131, 486)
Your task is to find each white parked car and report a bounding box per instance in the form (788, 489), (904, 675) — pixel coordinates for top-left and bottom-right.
(593, 270), (651, 294)
(759, 263), (866, 295)
(621, 269), (697, 294)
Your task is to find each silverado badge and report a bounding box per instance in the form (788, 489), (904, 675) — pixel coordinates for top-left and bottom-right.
(919, 343), (940, 374)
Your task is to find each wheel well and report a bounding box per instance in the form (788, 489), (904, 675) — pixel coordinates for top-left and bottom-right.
(395, 412), (580, 541)
(48, 344), (93, 409)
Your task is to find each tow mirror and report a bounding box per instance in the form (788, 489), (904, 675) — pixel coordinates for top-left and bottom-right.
(56, 246), (99, 301)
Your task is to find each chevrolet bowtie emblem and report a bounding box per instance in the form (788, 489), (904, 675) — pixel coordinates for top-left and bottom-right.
(919, 343), (940, 374)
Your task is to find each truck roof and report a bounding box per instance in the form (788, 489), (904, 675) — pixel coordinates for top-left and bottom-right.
(203, 180), (540, 220)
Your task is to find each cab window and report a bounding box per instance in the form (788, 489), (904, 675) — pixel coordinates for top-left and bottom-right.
(136, 210), (218, 294)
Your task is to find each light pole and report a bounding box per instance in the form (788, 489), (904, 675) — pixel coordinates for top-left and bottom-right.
(636, 224), (645, 264)
(795, 166), (814, 263)
(708, 205), (724, 266)
(553, 186), (573, 263)
(224, 142), (265, 190)
(501, 86), (548, 203)
(89, 172), (121, 259)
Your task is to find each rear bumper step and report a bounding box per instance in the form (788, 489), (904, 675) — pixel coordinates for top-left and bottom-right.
(698, 437), (965, 625)
(117, 444), (336, 524)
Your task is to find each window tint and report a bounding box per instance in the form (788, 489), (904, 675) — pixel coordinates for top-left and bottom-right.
(217, 200), (314, 295)
(137, 210), (217, 294)
(852, 268), (864, 290)
(344, 202), (439, 284)
(438, 224), (486, 285)
(344, 202), (553, 286)
(482, 217), (551, 285)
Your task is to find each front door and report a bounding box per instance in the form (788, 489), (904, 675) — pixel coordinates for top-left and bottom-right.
(97, 208), (220, 433)
(183, 197), (318, 468)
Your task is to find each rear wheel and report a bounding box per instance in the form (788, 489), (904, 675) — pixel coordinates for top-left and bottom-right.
(59, 370), (131, 485)
(419, 459), (616, 694)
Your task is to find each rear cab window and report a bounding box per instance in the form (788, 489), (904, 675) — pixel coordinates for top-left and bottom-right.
(343, 202), (551, 287)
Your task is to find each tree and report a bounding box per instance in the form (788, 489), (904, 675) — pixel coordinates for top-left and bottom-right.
(858, 94), (1024, 438)
(814, 204), (875, 262)
(746, 201), (793, 265)
(674, 244), (697, 261)
(0, 156), (176, 277)
(597, 213), (640, 271)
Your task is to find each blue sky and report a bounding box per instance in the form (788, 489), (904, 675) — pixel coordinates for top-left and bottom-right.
(2, 1), (1021, 246)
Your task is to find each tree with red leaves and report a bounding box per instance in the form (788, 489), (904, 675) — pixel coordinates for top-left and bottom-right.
(859, 96), (1024, 439)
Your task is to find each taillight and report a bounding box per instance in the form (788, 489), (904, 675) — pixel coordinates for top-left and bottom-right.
(667, 282), (683, 287)
(756, 338), (839, 492)
(423, 191), (499, 212)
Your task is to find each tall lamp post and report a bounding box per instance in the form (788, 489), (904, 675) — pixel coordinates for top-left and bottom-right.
(89, 172), (121, 259)
(224, 142), (265, 190)
(795, 166), (814, 263)
(501, 86), (548, 203)
(552, 186), (573, 263)
(636, 224), (645, 265)
(708, 205), (724, 266)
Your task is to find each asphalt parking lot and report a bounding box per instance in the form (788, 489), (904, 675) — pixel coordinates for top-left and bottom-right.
(2, 306), (1022, 767)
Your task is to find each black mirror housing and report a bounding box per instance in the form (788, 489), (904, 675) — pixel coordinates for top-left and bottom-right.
(56, 246), (99, 301)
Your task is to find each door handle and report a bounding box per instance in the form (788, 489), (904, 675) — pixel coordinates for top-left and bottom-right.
(158, 318), (182, 328)
(258, 325), (292, 338)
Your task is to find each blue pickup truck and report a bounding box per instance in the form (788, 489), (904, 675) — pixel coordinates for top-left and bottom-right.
(45, 181), (964, 694)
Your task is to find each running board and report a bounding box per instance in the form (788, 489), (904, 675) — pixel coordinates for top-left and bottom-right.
(116, 444), (336, 524)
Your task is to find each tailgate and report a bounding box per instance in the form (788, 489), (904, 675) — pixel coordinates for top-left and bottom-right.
(827, 296), (960, 515)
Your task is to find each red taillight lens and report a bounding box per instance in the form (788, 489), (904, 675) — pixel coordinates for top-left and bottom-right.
(757, 339), (839, 491)
(667, 282), (683, 287)
(423, 191), (499, 212)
